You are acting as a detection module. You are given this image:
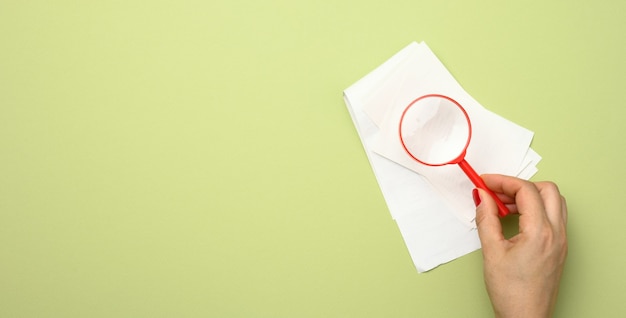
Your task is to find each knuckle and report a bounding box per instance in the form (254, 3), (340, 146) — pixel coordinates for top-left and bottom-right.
(535, 224), (568, 260)
(519, 180), (539, 194)
(538, 225), (555, 242)
(539, 181), (561, 195)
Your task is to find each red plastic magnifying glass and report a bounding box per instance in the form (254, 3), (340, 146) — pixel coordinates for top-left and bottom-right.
(398, 94), (509, 217)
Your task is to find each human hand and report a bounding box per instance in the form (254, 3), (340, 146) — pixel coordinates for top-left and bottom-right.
(474, 174), (568, 318)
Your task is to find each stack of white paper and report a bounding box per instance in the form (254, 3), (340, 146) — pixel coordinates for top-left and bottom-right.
(343, 42), (541, 272)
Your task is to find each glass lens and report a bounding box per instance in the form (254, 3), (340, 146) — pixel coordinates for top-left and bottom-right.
(399, 95), (471, 165)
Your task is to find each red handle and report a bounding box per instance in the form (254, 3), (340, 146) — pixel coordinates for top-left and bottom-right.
(458, 159), (509, 217)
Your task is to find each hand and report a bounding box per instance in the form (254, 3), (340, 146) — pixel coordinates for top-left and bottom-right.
(474, 174), (568, 318)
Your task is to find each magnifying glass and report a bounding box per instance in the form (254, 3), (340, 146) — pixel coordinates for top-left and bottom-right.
(398, 94), (510, 217)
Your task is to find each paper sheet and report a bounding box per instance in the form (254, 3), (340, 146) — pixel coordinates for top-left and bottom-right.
(343, 41), (540, 272)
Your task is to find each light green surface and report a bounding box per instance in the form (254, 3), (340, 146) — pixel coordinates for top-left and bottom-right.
(1, 1), (625, 317)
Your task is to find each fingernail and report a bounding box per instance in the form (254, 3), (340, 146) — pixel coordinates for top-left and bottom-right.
(472, 188), (481, 207)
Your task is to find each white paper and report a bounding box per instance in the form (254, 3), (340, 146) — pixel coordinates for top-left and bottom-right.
(343, 41), (540, 272)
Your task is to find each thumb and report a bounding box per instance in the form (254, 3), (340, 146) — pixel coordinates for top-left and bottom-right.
(474, 188), (505, 248)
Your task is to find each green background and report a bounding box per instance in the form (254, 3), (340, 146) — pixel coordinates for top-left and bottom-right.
(1, 1), (624, 317)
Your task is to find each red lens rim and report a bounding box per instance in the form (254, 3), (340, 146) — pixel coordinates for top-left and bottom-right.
(398, 94), (472, 166)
